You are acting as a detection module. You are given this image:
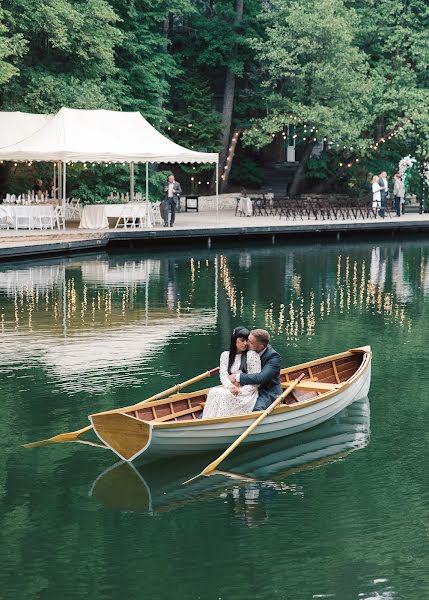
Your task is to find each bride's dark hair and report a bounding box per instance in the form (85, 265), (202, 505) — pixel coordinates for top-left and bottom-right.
(228, 326), (250, 374)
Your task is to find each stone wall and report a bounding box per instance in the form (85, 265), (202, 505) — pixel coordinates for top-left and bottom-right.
(182, 192), (273, 211)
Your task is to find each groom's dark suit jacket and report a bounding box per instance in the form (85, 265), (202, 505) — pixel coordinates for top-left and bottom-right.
(239, 344), (282, 411)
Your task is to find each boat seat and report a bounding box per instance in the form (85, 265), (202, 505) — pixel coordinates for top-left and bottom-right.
(281, 380), (340, 392)
(152, 403), (205, 423)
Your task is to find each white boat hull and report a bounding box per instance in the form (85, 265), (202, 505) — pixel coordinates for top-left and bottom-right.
(134, 355), (371, 462)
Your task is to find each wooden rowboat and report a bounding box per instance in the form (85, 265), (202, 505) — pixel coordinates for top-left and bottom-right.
(90, 345), (371, 463)
(90, 396), (370, 514)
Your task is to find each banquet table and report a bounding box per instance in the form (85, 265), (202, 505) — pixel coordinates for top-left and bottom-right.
(237, 196), (254, 217)
(3, 205), (57, 229)
(79, 203), (153, 229)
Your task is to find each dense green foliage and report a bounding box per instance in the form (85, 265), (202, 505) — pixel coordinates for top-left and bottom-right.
(0, 0), (428, 198)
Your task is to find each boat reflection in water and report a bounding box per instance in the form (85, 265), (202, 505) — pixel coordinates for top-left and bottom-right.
(90, 396), (370, 519)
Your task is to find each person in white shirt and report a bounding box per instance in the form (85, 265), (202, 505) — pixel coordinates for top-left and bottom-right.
(201, 327), (261, 419)
(372, 175), (381, 211)
(162, 174), (182, 227)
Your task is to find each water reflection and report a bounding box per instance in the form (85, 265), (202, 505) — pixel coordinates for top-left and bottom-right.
(0, 242), (424, 392)
(0, 243), (421, 340)
(90, 396), (370, 520)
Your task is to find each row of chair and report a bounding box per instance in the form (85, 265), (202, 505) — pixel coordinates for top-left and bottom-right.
(250, 196), (390, 220)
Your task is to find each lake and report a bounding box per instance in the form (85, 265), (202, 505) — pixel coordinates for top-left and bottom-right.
(0, 239), (428, 599)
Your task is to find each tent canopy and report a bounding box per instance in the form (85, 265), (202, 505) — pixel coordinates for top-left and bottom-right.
(0, 107), (218, 164)
(0, 112), (52, 149)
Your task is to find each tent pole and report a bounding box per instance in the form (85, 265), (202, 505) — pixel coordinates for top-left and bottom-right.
(58, 161), (62, 201)
(145, 162), (149, 228)
(145, 162), (149, 201)
(216, 161), (219, 222)
(130, 161), (134, 202)
(53, 162), (57, 200)
(62, 161), (66, 225)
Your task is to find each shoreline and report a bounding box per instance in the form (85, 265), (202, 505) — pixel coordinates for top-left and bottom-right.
(0, 210), (428, 260)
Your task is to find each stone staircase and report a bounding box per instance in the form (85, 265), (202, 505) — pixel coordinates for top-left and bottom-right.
(263, 163), (298, 197)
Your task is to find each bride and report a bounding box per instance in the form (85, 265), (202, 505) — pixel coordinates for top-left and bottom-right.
(202, 326), (261, 419)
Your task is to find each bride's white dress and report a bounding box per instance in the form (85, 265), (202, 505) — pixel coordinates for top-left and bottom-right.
(202, 350), (261, 419)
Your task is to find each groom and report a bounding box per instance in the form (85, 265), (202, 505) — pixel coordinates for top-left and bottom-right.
(229, 328), (282, 411)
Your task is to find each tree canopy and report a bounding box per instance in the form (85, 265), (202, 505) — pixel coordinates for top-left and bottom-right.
(0, 0), (428, 199)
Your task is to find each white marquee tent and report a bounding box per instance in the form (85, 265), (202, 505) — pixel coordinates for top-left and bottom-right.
(0, 107), (219, 215)
(0, 112), (52, 148)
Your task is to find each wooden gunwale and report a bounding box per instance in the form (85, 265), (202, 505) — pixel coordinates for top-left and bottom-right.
(153, 348), (371, 429)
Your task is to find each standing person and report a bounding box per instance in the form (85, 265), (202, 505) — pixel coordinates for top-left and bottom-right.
(378, 171), (388, 217)
(372, 175), (381, 212)
(32, 178), (44, 198)
(162, 174), (182, 227)
(229, 328), (282, 412)
(393, 174), (405, 217)
(201, 327), (261, 419)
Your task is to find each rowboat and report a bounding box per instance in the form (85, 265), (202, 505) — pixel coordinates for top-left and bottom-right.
(89, 345), (371, 463)
(90, 395), (370, 514)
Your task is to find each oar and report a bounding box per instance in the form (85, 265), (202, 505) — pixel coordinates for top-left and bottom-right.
(23, 367), (220, 448)
(183, 373), (305, 485)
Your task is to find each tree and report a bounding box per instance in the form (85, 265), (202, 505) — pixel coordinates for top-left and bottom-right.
(169, 0), (263, 192)
(0, 0), (124, 112)
(0, 5), (25, 86)
(243, 0), (375, 195)
(110, 0), (192, 123)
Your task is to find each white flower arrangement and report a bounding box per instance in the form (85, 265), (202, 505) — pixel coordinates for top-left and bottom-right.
(398, 155), (417, 177)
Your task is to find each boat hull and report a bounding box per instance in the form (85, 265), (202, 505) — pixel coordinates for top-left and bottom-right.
(90, 347), (371, 463)
(135, 358), (371, 461)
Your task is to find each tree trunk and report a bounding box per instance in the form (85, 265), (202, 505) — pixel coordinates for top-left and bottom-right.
(288, 141), (316, 197)
(219, 0), (244, 193)
(220, 127), (242, 190)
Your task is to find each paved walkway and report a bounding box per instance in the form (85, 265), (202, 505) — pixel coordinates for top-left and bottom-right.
(0, 210), (428, 259)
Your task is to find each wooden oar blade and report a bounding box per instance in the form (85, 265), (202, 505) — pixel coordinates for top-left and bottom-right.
(22, 424), (93, 448)
(210, 469), (256, 482)
(23, 436), (67, 448)
(182, 472), (205, 485)
(182, 468), (256, 485)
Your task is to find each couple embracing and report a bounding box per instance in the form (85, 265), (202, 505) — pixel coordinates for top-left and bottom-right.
(202, 327), (282, 419)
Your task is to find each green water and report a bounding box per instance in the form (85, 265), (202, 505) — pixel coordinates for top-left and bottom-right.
(1, 240), (428, 600)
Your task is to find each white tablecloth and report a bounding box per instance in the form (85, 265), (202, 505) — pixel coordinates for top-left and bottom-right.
(3, 205), (56, 229)
(237, 197), (253, 216)
(79, 203), (153, 229)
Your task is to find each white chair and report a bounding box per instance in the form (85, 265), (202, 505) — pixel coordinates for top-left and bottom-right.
(69, 198), (82, 219)
(54, 206), (65, 229)
(150, 202), (164, 226)
(15, 207), (33, 230)
(114, 206), (145, 229)
(115, 206), (134, 229)
(37, 207), (55, 230)
(0, 207), (14, 229)
(63, 198), (81, 220)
